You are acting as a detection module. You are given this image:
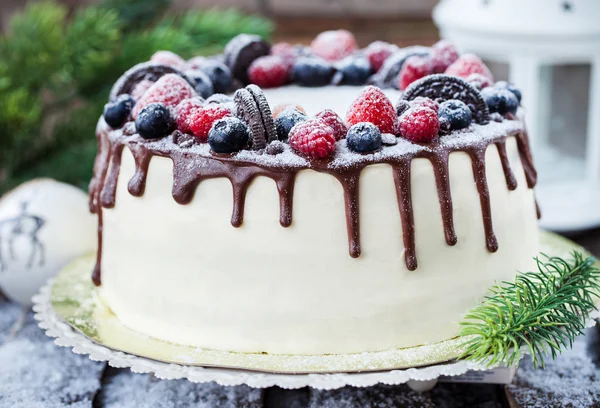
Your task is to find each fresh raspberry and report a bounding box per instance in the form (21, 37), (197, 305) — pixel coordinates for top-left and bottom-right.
(273, 103), (306, 118)
(466, 73), (493, 90)
(189, 105), (233, 142)
(271, 42), (297, 65)
(131, 79), (154, 101)
(409, 96), (439, 112)
(398, 55), (433, 90)
(175, 98), (204, 134)
(430, 40), (460, 74)
(445, 53), (494, 83)
(133, 74), (196, 117)
(364, 41), (396, 72)
(346, 85), (396, 134)
(288, 119), (337, 159)
(248, 56), (290, 88)
(187, 56), (208, 70)
(315, 109), (348, 140)
(398, 107), (440, 143)
(310, 30), (357, 62)
(150, 50), (187, 69)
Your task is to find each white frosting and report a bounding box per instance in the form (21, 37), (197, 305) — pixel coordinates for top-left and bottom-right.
(99, 134), (539, 355)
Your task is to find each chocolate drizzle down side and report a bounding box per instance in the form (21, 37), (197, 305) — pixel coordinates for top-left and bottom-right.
(89, 122), (537, 285)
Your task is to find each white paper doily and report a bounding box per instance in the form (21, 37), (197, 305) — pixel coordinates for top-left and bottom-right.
(32, 279), (498, 390)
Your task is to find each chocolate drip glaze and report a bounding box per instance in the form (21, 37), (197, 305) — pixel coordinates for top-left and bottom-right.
(90, 120), (537, 286)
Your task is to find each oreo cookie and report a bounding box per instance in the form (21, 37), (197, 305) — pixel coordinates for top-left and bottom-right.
(109, 62), (196, 101)
(224, 34), (271, 84)
(401, 74), (490, 125)
(234, 88), (267, 150)
(246, 84), (278, 144)
(369, 46), (430, 89)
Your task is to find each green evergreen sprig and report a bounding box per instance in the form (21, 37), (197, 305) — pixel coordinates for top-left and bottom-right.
(460, 252), (600, 368)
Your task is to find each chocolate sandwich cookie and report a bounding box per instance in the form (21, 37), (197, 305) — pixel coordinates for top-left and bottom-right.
(224, 34), (271, 84)
(246, 84), (278, 144)
(234, 88), (267, 150)
(402, 74), (490, 125)
(109, 62), (196, 101)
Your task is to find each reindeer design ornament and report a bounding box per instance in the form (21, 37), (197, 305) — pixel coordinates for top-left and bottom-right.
(0, 179), (95, 306)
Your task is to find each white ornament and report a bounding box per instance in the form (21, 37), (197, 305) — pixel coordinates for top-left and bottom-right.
(0, 179), (95, 306)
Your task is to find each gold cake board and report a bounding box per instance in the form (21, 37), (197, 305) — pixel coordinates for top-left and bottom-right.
(33, 230), (596, 383)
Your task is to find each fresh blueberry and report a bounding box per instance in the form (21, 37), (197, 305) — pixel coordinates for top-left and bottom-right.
(332, 56), (372, 85)
(103, 94), (135, 128)
(291, 57), (336, 87)
(346, 122), (382, 153)
(438, 99), (472, 131)
(481, 87), (519, 115)
(494, 81), (522, 102)
(275, 107), (307, 141)
(135, 103), (174, 139)
(186, 69), (214, 99)
(208, 117), (251, 153)
(196, 60), (233, 94)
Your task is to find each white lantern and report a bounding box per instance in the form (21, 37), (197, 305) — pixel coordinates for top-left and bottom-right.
(433, 0), (600, 232)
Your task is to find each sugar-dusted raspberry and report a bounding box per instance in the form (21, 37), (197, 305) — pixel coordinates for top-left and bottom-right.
(272, 103), (306, 118)
(175, 98), (204, 134)
(409, 96), (439, 112)
(271, 42), (297, 65)
(430, 40), (460, 74)
(315, 109), (348, 140)
(189, 105), (233, 142)
(248, 55), (290, 88)
(398, 55), (433, 90)
(398, 107), (440, 143)
(466, 73), (493, 90)
(445, 53), (494, 83)
(288, 119), (337, 159)
(131, 79), (154, 101)
(364, 41), (396, 72)
(150, 50), (187, 69)
(346, 85), (397, 134)
(133, 74), (196, 117)
(310, 30), (357, 62)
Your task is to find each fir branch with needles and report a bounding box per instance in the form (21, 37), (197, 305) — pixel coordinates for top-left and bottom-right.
(460, 251), (600, 368)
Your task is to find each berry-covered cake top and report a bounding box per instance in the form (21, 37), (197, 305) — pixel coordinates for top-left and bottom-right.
(90, 30), (536, 286)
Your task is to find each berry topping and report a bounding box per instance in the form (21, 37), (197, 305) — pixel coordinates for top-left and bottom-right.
(289, 119), (337, 159)
(208, 117), (251, 154)
(481, 87), (519, 116)
(310, 30), (357, 62)
(248, 55), (290, 88)
(150, 51), (186, 69)
(185, 69), (214, 99)
(274, 107), (307, 142)
(438, 99), (472, 131)
(346, 86), (397, 134)
(135, 103), (175, 139)
(194, 60), (232, 94)
(272, 103), (306, 118)
(466, 73), (493, 90)
(206, 93), (233, 105)
(494, 81), (522, 102)
(332, 56), (372, 86)
(103, 94), (135, 129)
(266, 140), (286, 155)
(398, 55), (433, 90)
(430, 40), (460, 74)
(271, 42), (297, 63)
(132, 74), (196, 118)
(291, 57), (336, 87)
(315, 109), (348, 140)
(346, 122), (382, 153)
(224, 34), (271, 84)
(398, 107), (440, 143)
(445, 53), (494, 83)
(175, 97), (204, 134)
(370, 46), (430, 89)
(409, 96), (439, 113)
(189, 104), (233, 142)
(131, 79), (154, 101)
(395, 99), (411, 117)
(364, 41), (396, 73)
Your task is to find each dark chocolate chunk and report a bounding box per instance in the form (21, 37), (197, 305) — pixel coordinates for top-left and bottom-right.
(401, 74), (490, 124)
(224, 34), (271, 84)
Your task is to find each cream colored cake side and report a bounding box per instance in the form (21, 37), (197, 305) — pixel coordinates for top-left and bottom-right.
(98, 135), (538, 355)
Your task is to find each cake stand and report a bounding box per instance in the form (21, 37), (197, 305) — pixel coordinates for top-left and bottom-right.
(33, 230), (599, 390)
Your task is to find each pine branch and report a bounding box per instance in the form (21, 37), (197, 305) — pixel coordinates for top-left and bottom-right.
(460, 252), (600, 368)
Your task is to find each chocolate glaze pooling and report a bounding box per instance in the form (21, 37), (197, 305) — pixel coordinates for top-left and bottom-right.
(89, 116), (537, 286)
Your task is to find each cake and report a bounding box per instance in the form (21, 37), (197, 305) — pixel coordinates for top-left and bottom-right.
(89, 31), (539, 356)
